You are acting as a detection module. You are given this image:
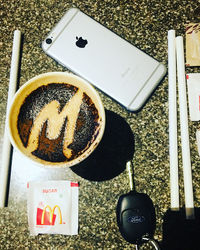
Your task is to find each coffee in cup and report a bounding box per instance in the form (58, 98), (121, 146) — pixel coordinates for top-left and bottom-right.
(8, 72), (105, 167)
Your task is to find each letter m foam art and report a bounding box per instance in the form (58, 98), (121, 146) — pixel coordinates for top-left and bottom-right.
(27, 181), (79, 236)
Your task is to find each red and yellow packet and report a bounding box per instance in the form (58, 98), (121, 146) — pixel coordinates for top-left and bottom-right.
(27, 180), (79, 236)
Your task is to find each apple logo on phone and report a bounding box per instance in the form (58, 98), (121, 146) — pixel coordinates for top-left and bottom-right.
(76, 36), (88, 48)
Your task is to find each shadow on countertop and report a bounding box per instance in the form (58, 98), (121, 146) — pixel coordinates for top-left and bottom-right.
(71, 109), (135, 181)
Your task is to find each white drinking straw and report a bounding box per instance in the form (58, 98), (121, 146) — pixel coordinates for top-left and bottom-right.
(176, 36), (194, 219)
(168, 30), (179, 211)
(0, 30), (21, 207)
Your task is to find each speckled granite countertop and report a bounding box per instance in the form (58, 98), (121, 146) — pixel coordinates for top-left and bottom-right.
(1, 0), (200, 249)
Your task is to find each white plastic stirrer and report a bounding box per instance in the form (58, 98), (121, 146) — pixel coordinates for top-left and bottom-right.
(168, 30), (179, 211)
(176, 36), (194, 219)
(0, 30), (21, 207)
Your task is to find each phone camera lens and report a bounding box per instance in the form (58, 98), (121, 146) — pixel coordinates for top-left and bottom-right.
(46, 38), (52, 44)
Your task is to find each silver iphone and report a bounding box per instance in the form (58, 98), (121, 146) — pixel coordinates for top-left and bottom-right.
(42, 8), (166, 111)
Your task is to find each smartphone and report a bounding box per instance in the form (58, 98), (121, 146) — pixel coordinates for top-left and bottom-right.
(42, 8), (166, 111)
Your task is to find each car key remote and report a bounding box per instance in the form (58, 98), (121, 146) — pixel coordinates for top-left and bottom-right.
(116, 161), (159, 249)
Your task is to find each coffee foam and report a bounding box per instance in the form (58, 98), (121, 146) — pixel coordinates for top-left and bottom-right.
(8, 72), (105, 167)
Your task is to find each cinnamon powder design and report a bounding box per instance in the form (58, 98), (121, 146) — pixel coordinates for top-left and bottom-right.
(17, 83), (100, 163)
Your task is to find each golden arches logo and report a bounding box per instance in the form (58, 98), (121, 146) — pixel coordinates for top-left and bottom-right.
(41, 205), (62, 225)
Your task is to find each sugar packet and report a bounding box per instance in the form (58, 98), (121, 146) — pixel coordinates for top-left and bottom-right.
(186, 73), (200, 121)
(27, 180), (79, 236)
(186, 23), (200, 66)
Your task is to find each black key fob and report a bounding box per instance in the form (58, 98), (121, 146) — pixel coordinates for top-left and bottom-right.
(116, 191), (156, 245)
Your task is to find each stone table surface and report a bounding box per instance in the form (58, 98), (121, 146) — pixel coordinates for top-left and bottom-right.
(1, 0), (200, 249)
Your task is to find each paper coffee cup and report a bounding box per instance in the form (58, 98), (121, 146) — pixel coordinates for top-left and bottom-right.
(8, 72), (105, 167)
